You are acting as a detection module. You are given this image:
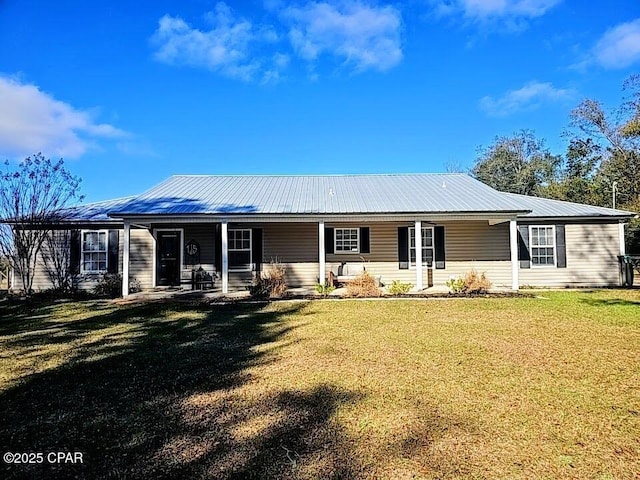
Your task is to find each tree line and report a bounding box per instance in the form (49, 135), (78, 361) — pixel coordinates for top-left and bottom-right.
(471, 75), (640, 253)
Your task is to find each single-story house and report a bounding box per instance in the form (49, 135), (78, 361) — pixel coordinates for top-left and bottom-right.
(13, 174), (637, 295)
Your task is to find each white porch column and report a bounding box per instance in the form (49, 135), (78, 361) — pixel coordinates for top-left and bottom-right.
(619, 223), (626, 256)
(318, 221), (326, 284)
(509, 219), (519, 291)
(221, 220), (229, 294)
(415, 220), (423, 291)
(123, 220), (130, 297)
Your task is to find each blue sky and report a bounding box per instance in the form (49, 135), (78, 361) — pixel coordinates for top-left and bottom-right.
(0, 0), (639, 202)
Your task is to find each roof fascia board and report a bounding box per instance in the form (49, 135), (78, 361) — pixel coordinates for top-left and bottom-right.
(518, 216), (634, 223)
(107, 212), (528, 223)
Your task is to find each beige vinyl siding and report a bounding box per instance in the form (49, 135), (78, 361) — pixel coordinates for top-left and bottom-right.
(130, 228), (154, 289)
(261, 262), (319, 287)
(519, 222), (621, 287)
(324, 221), (513, 287)
(260, 223), (319, 286)
(433, 221), (512, 287)
(326, 222), (415, 286)
(26, 229), (77, 291)
(0, 266), (8, 290)
(25, 228), (123, 292)
(17, 219), (626, 293)
(263, 223), (318, 262)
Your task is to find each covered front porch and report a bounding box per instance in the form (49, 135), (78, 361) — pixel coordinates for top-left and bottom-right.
(119, 216), (522, 297)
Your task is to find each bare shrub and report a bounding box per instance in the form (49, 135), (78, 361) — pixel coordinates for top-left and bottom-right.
(463, 270), (492, 294)
(346, 272), (381, 298)
(93, 273), (142, 298)
(250, 262), (287, 299)
(41, 230), (76, 294)
(0, 154), (83, 295)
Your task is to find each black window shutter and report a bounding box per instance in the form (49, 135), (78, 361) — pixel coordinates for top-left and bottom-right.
(518, 225), (530, 269)
(214, 224), (222, 273)
(360, 227), (370, 254)
(434, 226), (446, 269)
(108, 230), (119, 274)
(70, 230), (81, 274)
(556, 224), (566, 268)
(252, 228), (263, 272)
(325, 227), (334, 254)
(397, 227), (409, 269)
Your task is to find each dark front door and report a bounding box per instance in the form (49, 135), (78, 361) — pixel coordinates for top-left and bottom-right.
(157, 231), (181, 286)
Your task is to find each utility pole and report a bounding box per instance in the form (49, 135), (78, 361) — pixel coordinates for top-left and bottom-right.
(612, 181), (618, 209)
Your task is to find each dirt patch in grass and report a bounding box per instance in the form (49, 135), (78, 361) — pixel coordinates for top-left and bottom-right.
(0, 290), (639, 479)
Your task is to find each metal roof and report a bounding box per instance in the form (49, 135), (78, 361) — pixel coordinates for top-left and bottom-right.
(62, 196), (135, 222)
(57, 174), (635, 222)
(109, 174), (532, 216)
(503, 192), (635, 218)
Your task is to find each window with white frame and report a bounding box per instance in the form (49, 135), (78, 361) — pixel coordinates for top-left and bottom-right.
(530, 226), (555, 266)
(82, 230), (108, 273)
(335, 228), (359, 253)
(409, 227), (434, 267)
(229, 229), (252, 271)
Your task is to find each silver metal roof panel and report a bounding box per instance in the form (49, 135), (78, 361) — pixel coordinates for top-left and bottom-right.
(503, 192), (635, 218)
(110, 174), (531, 215)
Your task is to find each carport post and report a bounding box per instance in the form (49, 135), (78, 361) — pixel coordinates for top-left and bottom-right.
(510, 219), (519, 291)
(123, 220), (130, 297)
(221, 220), (229, 294)
(319, 221), (325, 285)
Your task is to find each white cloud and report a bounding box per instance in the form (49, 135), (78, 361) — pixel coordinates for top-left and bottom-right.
(0, 75), (127, 159)
(431, 0), (561, 29)
(281, 1), (403, 73)
(479, 81), (575, 117)
(151, 2), (281, 82)
(592, 18), (640, 69)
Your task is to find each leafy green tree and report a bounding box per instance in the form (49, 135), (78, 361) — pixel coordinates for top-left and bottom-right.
(621, 74), (640, 139)
(540, 138), (602, 205)
(568, 76), (640, 253)
(472, 130), (561, 195)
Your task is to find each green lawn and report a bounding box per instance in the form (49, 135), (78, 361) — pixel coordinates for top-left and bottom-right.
(0, 291), (638, 479)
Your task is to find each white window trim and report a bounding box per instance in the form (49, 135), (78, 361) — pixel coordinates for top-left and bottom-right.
(153, 228), (185, 287)
(408, 226), (435, 269)
(334, 227), (360, 254)
(80, 229), (109, 274)
(229, 228), (252, 272)
(529, 225), (557, 268)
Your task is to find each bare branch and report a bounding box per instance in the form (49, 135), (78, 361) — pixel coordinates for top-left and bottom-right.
(0, 153), (83, 294)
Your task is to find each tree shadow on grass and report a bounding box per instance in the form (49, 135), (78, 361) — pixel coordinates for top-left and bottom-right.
(578, 297), (640, 307)
(0, 301), (362, 479)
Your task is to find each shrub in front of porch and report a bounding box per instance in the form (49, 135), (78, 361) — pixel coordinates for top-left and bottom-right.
(315, 282), (336, 297)
(387, 280), (413, 295)
(93, 274), (142, 298)
(249, 262), (287, 299)
(464, 270), (492, 293)
(446, 270), (492, 295)
(345, 272), (381, 298)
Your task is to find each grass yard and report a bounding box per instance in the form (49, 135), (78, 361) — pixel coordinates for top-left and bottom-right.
(0, 291), (639, 479)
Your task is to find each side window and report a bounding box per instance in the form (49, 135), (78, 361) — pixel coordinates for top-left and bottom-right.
(530, 226), (555, 266)
(81, 230), (108, 273)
